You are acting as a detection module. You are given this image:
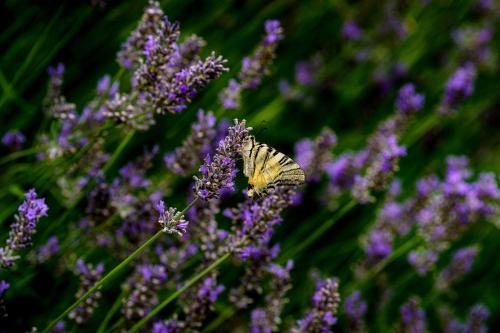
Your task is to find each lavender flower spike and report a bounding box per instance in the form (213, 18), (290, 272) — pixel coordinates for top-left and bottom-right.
(464, 304), (489, 333)
(344, 290), (367, 333)
(193, 119), (251, 200)
(439, 62), (477, 114)
(436, 246), (479, 290)
(219, 20), (283, 109)
(68, 259), (105, 324)
(399, 297), (427, 333)
(2, 130), (26, 151)
(395, 83), (425, 114)
(292, 278), (340, 333)
(156, 200), (189, 237)
(0, 189), (49, 268)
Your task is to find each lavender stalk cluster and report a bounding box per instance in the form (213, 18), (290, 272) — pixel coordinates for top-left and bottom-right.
(362, 156), (498, 273)
(2, 130), (25, 152)
(122, 264), (167, 321)
(43, 63), (76, 121)
(180, 273), (225, 331)
(399, 297), (427, 333)
(219, 20), (284, 109)
(106, 1), (228, 129)
(344, 290), (368, 333)
(294, 128), (337, 182)
(187, 197), (226, 263)
(436, 245), (479, 290)
(68, 259), (105, 324)
(292, 278), (341, 333)
(250, 260), (294, 333)
(156, 200), (189, 237)
(439, 62), (477, 114)
(34, 235), (60, 264)
(193, 119), (251, 200)
(0, 189), (48, 268)
(164, 110), (217, 176)
(441, 304), (490, 333)
(326, 83), (424, 203)
(452, 25), (495, 67)
(229, 243), (280, 309)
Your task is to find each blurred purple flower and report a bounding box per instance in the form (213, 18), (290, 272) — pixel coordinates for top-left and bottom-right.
(2, 131), (25, 151)
(68, 259), (104, 324)
(439, 62), (476, 114)
(164, 110), (217, 175)
(400, 297), (426, 333)
(395, 83), (425, 114)
(292, 278), (340, 333)
(342, 20), (363, 40)
(344, 290), (367, 333)
(122, 264), (167, 320)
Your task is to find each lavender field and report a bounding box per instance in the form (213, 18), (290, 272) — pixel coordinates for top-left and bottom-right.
(1, 0), (499, 332)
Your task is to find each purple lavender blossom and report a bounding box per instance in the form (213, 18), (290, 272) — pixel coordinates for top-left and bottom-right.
(35, 235), (59, 264)
(342, 20), (363, 40)
(117, 1), (165, 68)
(439, 62), (477, 114)
(294, 128), (337, 182)
(0, 189), (49, 268)
(245, 259), (293, 330)
(437, 246), (478, 289)
(49, 321), (67, 333)
(152, 319), (185, 333)
(395, 83), (425, 114)
(122, 264), (167, 320)
(229, 244), (280, 308)
(156, 200), (189, 237)
(365, 229), (393, 263)
(408, 248), (438, 275)
(238, 20), (284, 89)
(164, 110), (217, 175)
(193, 119), (251, 200)
(44, 63), (76, 120)
(181, 274), (225, 330)
(219, 79), (242, 110)
(352, 134), (406, 203)
(2, 131), (25, 151)
(219, 20), (283, 109)
(344, 290), (367, 333)
(68, 259), (104, 324)
(464, 304), (489, 333)
(0, 280), (9, 317)
(400, 297), (426, 333)
(292, 278), (340, 333)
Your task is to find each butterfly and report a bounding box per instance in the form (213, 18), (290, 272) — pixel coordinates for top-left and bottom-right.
(241, 135), (305, 198)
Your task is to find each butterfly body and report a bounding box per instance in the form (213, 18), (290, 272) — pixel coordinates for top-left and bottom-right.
(242, 136), (305, 198)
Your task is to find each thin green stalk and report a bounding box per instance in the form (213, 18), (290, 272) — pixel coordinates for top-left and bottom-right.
(346, 236), (422, 293)
(203, 306), (235, 333)
(127, 251), (232, 333)
(104, 129), (136, 174)
(41, 198), (198, 333)
(96, 290), (127, 333)
(279, 199), (356, 262)
(0, 146), (45, 166)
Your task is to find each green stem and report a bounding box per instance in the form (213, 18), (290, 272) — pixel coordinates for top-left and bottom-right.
(202, 307), (235, 333)
(279, 200), (356, 262)
(41, 198), (197, 333)
(0, 146), (45, 166)
(96, 290), (126, 333)
(127, 251), (232, 333)
(104, 129), (136, 174)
